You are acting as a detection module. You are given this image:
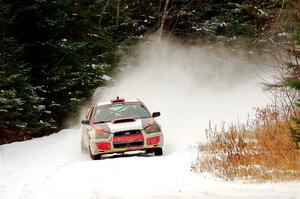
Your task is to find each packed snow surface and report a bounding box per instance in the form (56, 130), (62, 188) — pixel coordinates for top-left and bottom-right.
(1, 41), (299, 198)
(1, 129), (299, 199)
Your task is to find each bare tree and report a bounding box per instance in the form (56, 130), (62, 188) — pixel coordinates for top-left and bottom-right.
(263, 37), (300, 122)
(116, 0), (121, 26)
(261, 0), (300, 120)
(157, 0), (169, 39)
(98, 0), (110, 28)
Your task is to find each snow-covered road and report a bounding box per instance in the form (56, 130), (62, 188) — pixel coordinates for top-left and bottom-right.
(1, 128), (299, 199)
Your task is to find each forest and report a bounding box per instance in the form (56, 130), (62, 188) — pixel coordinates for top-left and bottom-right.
(0, 0), (299, 146)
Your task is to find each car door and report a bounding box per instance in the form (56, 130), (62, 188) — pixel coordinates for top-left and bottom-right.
(83, 106), (93, 147)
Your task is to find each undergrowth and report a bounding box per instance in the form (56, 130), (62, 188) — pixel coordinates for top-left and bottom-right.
(192, 107), (300, 182)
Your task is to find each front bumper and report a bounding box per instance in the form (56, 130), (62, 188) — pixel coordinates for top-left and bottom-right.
(89, 130), (164, 155)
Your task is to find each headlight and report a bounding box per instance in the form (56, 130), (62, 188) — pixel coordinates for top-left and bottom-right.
(144, 124), (161, 134)
(91, 126), (111, 139)
(95, 131), (110, 139)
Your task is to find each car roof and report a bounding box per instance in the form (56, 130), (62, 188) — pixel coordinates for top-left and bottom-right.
(96, 98), (141, 107)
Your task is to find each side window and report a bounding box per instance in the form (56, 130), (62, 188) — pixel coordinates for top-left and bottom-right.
(88, 107), (94, 120)
(85, 107), (93, 120)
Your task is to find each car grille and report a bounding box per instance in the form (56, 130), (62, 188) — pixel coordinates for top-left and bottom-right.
(113, 141), (144, 149)
(113, 130), (144, 149)
(114, 130), (141, 137)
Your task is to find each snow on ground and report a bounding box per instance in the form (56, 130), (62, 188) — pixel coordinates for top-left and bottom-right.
(1, 128), (299, 199)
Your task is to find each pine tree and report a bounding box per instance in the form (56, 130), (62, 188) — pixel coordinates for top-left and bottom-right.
(286, 25), (300, 148)
(0, 0), (115, 142)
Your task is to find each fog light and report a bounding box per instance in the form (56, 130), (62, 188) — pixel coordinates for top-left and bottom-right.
(96, 142), (111, 150)
(146, 136), (160, 145)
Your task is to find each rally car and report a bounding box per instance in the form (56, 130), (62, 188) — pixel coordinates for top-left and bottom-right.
(81, 97), (164, 160)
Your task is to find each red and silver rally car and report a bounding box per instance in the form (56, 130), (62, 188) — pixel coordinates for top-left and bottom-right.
(81, 97), (164, 160)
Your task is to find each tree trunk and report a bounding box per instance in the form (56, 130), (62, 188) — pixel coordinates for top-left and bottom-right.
(116, 0), (121, 26)
(157, 0), (169, 40)
(98, 0), (110, 28)
(158, 0), (163, 15)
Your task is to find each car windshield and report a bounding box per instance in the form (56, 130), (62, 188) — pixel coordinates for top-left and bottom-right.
(93, 103), (150, 123)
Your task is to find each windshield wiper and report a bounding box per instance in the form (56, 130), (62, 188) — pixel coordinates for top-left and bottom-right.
(139, 116), (150, 119)
(93, 120), (110, 124)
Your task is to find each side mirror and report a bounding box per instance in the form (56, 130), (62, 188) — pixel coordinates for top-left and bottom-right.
(81, 120), (90, 125)
(152, 112), (161, 118)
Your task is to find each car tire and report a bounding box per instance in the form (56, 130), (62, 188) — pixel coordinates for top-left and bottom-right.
(89, 147), (102, 160)
(145, 149), (153, 154)
(154, 148), (163, 156)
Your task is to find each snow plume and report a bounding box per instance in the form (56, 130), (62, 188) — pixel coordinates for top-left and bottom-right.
(93, 38), (270, 153)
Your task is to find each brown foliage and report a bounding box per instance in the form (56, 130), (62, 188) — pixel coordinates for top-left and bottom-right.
(192, 108), (300, 182)
(0, 129), (32, 145)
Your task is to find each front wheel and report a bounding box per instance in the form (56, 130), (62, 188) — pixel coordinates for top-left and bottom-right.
(89, 147), (102, 160)
(154, 148), (163, 156)
(145, 149), (153, 154)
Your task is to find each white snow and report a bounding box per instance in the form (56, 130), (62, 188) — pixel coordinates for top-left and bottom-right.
(1, 129), (299, 199)
(278, 32), (290, 37)
(100, 74), (112, 81)
(91, 64), (106, 69)
(87, 33), (101, 38)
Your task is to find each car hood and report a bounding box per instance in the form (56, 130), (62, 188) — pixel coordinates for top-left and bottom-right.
(93, 118), (154, 133)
